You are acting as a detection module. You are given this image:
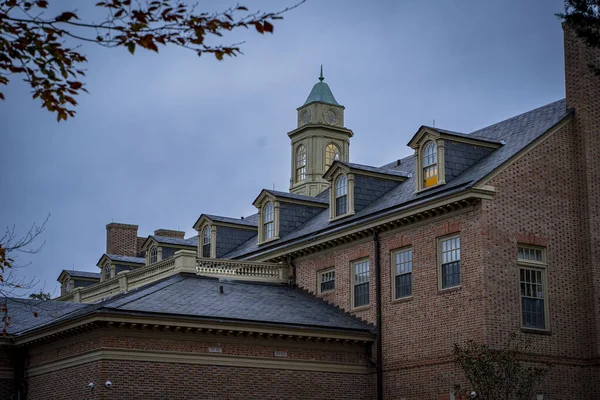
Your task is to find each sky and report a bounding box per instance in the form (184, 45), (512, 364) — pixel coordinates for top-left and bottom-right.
(0, 0), (566, 297)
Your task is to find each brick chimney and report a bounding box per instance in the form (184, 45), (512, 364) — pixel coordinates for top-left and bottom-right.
(106, 223), (139, 256)
(153, 229), (185, 239)
(563, 24), (600, 357)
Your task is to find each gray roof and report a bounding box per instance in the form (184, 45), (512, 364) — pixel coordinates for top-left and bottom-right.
(106, 254), (146, 264)
(260, 189), (329, 204)
(4, 274), (372, 337)
(342, 162), (411, 178)
(151, 235), (198, 246)
(204, 214), (258, 227)
(223, 99), (569, 259)
(418, 126), (505, 145)
(61, 270), (100, 279)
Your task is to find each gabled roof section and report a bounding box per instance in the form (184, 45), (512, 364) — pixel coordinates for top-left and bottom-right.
(252, 189), (329, 208)
(97, 253), (146, 267)
(141, 235), (198, 250)
(193, 213), (258, 231)
(57, 270), (100, 283)
(323, 160), (410, 181)
(407, 125), (505, 150)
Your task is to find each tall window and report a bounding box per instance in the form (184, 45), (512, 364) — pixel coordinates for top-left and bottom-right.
(103, 262), (111, 281)
(325, 143), (340, 170)
(423, 141), (438, 188)
(518, 245), (548, 330)
(319, 269), (335, 293)
(64, 279), (71, 294)
(353, 260), (370, 308)
(393, 248), (413, 299)
(202, 226), (211, 258)
(263, 202), (274, 240)
(335, 174), (348, 217)
(439, 236), (460, 289)
(150, 246), (158, 263)
(296, 145), (307, 182)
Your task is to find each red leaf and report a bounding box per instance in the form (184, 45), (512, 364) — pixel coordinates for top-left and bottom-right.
(263, 21), (273, 33)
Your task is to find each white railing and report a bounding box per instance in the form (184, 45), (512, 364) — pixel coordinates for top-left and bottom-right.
(196, 258), (289, 283)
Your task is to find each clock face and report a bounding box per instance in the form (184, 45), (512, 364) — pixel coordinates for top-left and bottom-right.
(324, 108), (338, 125)
(300, 109), (311, 125)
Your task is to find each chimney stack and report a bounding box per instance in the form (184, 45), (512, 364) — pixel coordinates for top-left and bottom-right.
(153, 229), (185, 239)
(106, 223), (139, 256)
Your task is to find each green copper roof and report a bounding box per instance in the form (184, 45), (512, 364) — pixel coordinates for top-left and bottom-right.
(303, 66), (340, 106)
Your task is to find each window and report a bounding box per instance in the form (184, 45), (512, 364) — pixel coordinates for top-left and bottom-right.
(202, 226), (211, 258)
(518, 245), (548, 330)
(319, 269), (335, 293)
(103, 262), (111, 281)
(422, 141), (438, 188)
(335, 174), (348, 216)
(439, 236), (460, 289)
(325, 143), (340, 170)
(150, 246), (158, 263)
(262, 202), (275, 240)
(295, 144), (307, 182)
(352, 260), (370, 308)
(64, 279), (71, 294)
(393, 248), (413, 299)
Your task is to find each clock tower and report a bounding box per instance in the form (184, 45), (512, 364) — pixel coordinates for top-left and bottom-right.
(289, 67), (354, 196)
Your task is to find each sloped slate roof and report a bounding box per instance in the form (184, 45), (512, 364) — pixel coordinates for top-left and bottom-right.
(151, 235), (198, 246)
(106, 254), (146, 264)
(260, 189), (329, 205)
(343, 162), (411, 178)
(61, 270), (100, 279)
(4, 274), (372, 337)
(417, 126), (505, 145)
(223, 99), (569, 259)
(204, 214), (258, 227)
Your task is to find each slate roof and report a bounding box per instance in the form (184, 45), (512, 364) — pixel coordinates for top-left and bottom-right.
(259, 189), (329, 205)
(418, 126), (505, 145)
(150, 235), (198, 246)
(340, 161), (411, 178)
(223, 99), (570, 259)
(61, 270), (100, 279)
(106, 254), (146, 264)
(204, 214), (258, 227)
(4, 274), (373, 337)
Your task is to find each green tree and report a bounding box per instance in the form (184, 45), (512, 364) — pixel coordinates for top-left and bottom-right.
(453, 334), (549, 400)
(0, 0), (302, 121)
(29, 290), (51, 300)
(558, 0), (600, 75)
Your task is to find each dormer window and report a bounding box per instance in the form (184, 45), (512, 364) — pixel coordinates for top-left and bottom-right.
(295, 144), (307, 182)
(202, 226), (211, 258)
(63, 279), (71, 294)
(150, 246), (158, 263)
(263, 202), (275, 240)
(335, 174), (348, 216)
(422, 141), (438, 188)
(325, 143), (340, 170)
(103, 262), (111, 281)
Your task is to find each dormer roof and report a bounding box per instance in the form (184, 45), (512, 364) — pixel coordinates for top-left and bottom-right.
(323, 161), (410, 181)
(193, 214), (258, 231)
(96, 253), (145, 268)
(252, 189), (329, 208)
(57, 270), (100, 283)
(407, 125), (504, 149)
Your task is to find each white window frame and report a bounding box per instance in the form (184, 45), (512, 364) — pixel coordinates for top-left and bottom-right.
(392, 247), (413, 299)
(438, 235), (461, 290)
(518, 245), (549, 332)
(263, 202), (275, 240)
(201, 226), (212, 258)
(103, 262), (112, 281)
(150, 245), (158, 263)
(318, 268), (335, 294)
(351, 259), (370, 309)
(334, 174), (348, 217)
(325, 143), (340, 170)
(295, 144), (307, 182)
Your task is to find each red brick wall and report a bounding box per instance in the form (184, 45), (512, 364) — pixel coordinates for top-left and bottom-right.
(154, 229), (186, 239)
(105, 223), (138, 256)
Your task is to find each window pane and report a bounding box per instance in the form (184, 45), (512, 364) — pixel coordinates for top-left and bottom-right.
(320, 269), (335, 293)
(440, 237), (460, 288)
(520, 267), (546, 329)
(395, 273), (412, 298)
(353, 261), (370, 307)
(335, 195), (347, 216)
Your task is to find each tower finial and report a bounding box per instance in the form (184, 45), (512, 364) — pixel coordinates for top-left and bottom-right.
(319, 65), (324, 82)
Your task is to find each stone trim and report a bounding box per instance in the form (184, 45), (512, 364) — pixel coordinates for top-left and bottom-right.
(27, 348), (370, 377)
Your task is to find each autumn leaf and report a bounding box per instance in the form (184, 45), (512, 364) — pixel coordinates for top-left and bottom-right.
(127, 42), (136, 55)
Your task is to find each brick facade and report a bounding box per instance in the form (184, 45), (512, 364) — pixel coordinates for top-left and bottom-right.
(153, 229), (186, 239)
(106, 223), (138, 257)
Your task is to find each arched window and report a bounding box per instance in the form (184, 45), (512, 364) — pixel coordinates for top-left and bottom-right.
(335, 175), (348, 216)
(422, 141), (438, 188)
(202, 226), (211, 258)
(150, 246), (158, 263)
(295, 145), (307, 182)
(103, 262), (111, 281)
(263, 202), (274, 240)
(325, 143), (340, 170)
(64, 279), (71, 294)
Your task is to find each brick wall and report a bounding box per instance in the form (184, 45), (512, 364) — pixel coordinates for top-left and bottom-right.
(154, 229), (185, 239)
(106, 223), (138, 257)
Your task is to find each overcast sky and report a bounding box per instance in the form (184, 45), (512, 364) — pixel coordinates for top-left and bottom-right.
(0, 0), (566, 296)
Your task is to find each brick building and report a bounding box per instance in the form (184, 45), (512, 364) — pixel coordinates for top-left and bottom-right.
(1, 25), (598, 399)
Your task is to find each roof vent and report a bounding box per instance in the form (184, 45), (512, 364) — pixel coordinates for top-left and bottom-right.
(396, 159), (401, 167)
(241, 216), (244, 220)
(219, 285), (224, 294)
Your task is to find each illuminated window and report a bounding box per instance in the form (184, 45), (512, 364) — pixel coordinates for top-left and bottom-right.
(325, 143), (340, 170)
(202, 226), (211, 258)
(518, 245), (548, 330)
(439, 236), (460, 289)
(296, 145), (307, 182)
(423, 141), (438, 188)
(335, 174), (348, 216)
(263, 202), (274, 240)
(393, 248), (413, 298)
(103, 262), (111, 281)
(150, 246), (158, 263)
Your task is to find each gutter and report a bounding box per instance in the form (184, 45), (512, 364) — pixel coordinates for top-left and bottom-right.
(373, 230), (383, 400)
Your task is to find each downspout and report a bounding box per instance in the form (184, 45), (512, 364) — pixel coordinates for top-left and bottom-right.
(372, 230), (383, 400)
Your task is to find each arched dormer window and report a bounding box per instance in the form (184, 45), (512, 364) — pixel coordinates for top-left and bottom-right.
(202, 226), (211, 258)
(150, 246), (158, 263)
(422, 141), (438, 188)
(295, 145), (307, 182)
(64, 279), (71, 294)
(335, 174), (348, 217)
(263, 202), (274, 240)
(325, 143), (340, 170)
(103, 262), (111, 281)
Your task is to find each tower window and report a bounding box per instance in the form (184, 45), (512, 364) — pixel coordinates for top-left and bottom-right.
(150, 246), (158, 263)
(103, 262), (111, 281)
(335, 174), (348, 216)
(296, 145), (307, 182)
(263, 202), (274, 240)
(325, 143), (340, 170)
(422, 141), (438, 188)
(202, 226), (211, 258)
